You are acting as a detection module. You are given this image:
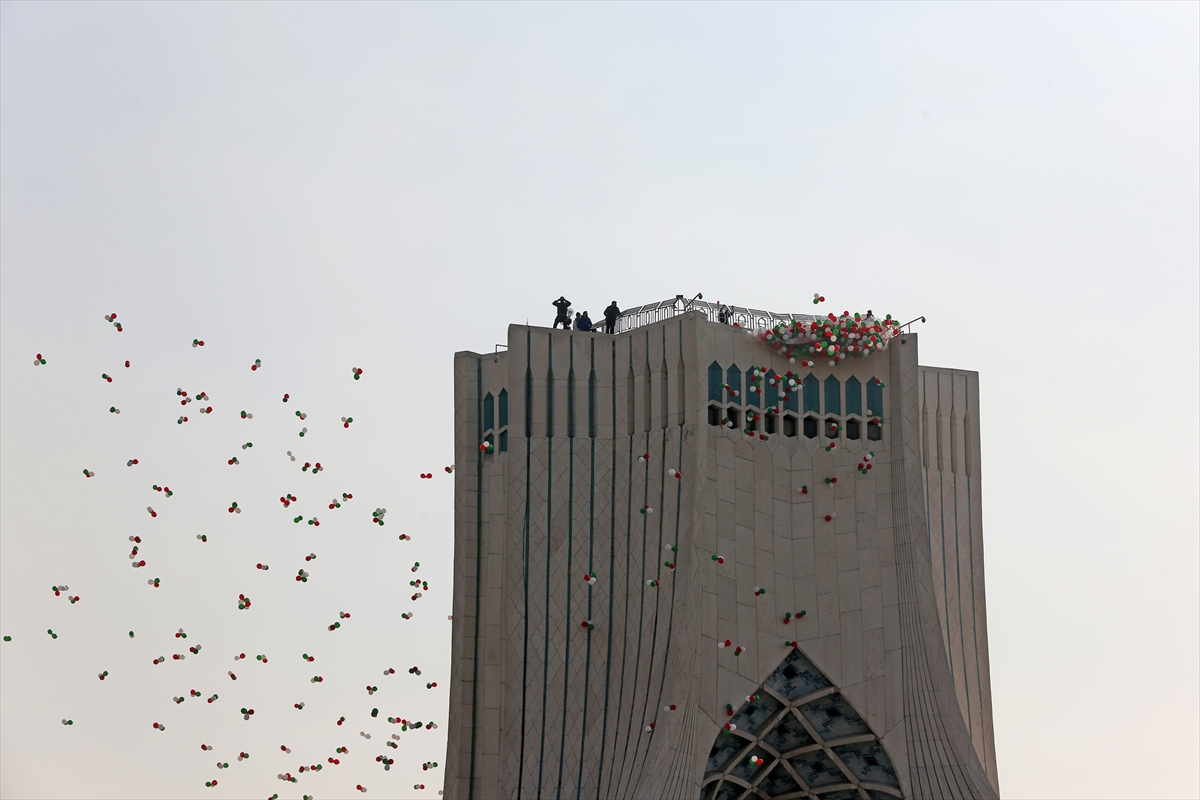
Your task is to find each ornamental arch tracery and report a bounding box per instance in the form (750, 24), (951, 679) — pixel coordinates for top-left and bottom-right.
(701, 648), (903, 800)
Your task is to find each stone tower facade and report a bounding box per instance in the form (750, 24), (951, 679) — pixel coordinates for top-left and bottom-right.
(446, 309), (998, 800)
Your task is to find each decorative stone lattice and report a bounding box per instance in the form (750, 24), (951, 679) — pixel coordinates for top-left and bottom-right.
(701, 648), (903, 800)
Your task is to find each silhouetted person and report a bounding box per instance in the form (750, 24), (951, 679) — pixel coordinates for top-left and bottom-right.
(717, 303), (731, 324)
(577, 311), (593, 332)
(553, 296), (571, 329)
(603, 301), (621, 334)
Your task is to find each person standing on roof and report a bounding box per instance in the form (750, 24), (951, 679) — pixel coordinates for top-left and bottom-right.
(717, 302), (731, 324)
(553, 296), (572, 329)
(603, 301), (621, 334)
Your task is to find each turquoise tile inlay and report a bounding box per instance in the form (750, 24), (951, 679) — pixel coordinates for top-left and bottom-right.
(832, 740), (901, 788)
(706, 734), (744, 773)
(757, 762), (801, 797)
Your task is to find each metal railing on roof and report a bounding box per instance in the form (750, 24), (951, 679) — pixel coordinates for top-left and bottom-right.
(613, 296), (819, 335)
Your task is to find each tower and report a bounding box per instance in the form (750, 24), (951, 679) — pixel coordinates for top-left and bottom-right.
(446, 301), (998, 800)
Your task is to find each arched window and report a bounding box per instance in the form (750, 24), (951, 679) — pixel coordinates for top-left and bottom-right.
(709, 362), (724, 403)
(627, 365), (635, 437)
(845, 377), (862, 418)
(746, 368), (760, 409)
(483, 393), (495, 432)
(644, 364), (653, 433)
(784, 376), (799, 414)
(727, 364), (742, 403)
(824, 376), (841, 416)
(803, 375), (820, 414)
(765, 370), (779, 408)
(524, 368), (532, 438)
(567, 369), (576, 438)
(699, 648), (903, 800)
(588, 370), (596, 438)
(546, 368), (555, 438)
(866, 378), (884, 418)
(498, 389), (509, 430)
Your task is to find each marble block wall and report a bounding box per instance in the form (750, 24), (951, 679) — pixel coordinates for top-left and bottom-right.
(446, 316), (999, 800)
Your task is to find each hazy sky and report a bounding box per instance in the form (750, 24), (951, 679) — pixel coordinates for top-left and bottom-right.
(1, 3), (1197, 799)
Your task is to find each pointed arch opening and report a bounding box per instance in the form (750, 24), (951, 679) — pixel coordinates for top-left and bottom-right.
(700, 648), (903, 800)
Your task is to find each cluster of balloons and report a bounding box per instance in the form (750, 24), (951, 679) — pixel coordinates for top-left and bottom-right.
(754, 307), (900, 366)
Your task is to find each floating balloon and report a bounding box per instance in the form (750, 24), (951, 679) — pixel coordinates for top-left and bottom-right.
(34, 353), (47, 366)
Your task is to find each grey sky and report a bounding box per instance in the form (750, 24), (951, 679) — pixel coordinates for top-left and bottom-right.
(1, 2), (1197, 798)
